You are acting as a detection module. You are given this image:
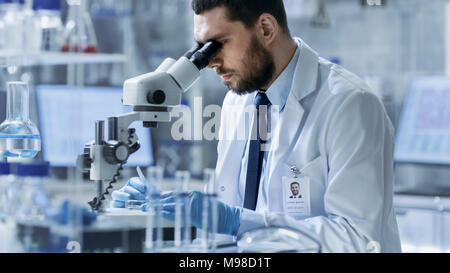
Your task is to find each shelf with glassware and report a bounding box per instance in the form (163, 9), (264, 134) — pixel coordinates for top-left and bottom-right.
(0, 51), (127, 67)
(0, 0), (127, 68)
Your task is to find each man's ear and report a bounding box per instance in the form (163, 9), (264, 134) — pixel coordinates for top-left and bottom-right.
(256, 13), (279, 47)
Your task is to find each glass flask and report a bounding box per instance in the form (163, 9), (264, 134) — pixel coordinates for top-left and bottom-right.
(61, 0), (98, 53)
(0, 82), (41, 158)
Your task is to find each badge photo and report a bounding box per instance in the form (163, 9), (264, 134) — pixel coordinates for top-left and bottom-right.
(282, 175), (311, 218)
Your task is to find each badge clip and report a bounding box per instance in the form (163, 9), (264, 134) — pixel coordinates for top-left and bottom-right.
(290, 166), (300, 178)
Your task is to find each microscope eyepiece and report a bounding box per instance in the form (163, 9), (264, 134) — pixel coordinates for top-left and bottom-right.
(184, 42), (203, 59)
(189, 40), (223, 70)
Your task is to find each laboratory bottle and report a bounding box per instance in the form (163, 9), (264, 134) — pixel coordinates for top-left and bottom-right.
(0, 0), (25, 52)
(14, 161), (50, 252)
(33, 0), (63, 52)
(62, 0), (98, 53)
(22, 0), (42, 54)
(0, 82), (41, 158)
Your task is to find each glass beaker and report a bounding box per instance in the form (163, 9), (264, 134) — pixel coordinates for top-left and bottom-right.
(0, 82), (41, 158)
(61, 0), (98, 53)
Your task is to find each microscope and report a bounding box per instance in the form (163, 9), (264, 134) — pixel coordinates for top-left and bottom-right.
(77, 41), (222, 211)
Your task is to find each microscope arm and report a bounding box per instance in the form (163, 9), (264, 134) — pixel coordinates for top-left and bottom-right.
(108, 110), (171, 144)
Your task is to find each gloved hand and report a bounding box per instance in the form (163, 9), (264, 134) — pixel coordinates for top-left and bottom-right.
(110, 177), (147, 208)
(158, 191), (242, 236)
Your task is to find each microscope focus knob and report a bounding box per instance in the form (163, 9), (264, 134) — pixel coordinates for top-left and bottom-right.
(103, 141), (129, 164)
(147, 90), (166, 104)
(76, 152), (92, 173)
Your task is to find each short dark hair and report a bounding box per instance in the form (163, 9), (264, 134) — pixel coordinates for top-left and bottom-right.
(191, 0), (290, 35)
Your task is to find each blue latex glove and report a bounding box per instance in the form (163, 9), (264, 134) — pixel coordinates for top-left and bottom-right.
(159, 191), (242, 236)
(110, 177), (147, 208)
(47, 200), (97, 226)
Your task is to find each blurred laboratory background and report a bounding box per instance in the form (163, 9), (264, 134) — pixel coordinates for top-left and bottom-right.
(0, 0), (450, 253)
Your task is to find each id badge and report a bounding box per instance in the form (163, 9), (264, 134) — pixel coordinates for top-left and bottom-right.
(282, 175), (310, 218)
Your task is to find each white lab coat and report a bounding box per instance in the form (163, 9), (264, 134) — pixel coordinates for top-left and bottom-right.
(214, 38), (402, 253)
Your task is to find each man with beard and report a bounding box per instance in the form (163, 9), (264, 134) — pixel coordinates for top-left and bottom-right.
(111, 0), (401, 253)
(289, 182), (301, 199)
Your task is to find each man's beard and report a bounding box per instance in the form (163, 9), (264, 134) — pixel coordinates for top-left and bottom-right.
(220, 36), (275, 95)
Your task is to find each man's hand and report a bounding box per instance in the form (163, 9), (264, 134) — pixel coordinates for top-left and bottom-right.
(110, 177), (147, 208)
(159, 191), (242, 236)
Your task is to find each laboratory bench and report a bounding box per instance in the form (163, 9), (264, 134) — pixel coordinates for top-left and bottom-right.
(9, 184), (450, 253)
(12, 209), (197, 253)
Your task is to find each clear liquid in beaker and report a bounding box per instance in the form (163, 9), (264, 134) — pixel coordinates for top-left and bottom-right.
(0, 82), (41, 158)
(0, 135), (41, 158)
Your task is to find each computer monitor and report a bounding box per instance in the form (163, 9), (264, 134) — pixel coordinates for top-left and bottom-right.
(394, 76), (450, 165)
(36, 85), (154, 167)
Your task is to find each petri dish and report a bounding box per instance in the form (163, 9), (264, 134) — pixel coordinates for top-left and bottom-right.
(125, 200), (146, 210)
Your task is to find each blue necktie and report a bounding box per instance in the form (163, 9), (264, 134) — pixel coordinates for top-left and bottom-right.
(244, 92), (271, 210)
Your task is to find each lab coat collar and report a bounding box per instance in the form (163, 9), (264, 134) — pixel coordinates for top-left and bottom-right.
(291, 37), (319, 102)
(264, 40), (301, 112)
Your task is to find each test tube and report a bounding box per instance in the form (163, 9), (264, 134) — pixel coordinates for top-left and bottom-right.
(144, 166), (163, 252)
(174, 171), (190, 249)
(201, 168), (218, 251)
(209, 191), (218, 251)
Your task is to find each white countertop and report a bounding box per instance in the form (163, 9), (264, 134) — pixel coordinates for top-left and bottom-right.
(393, 194), (450, 212)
